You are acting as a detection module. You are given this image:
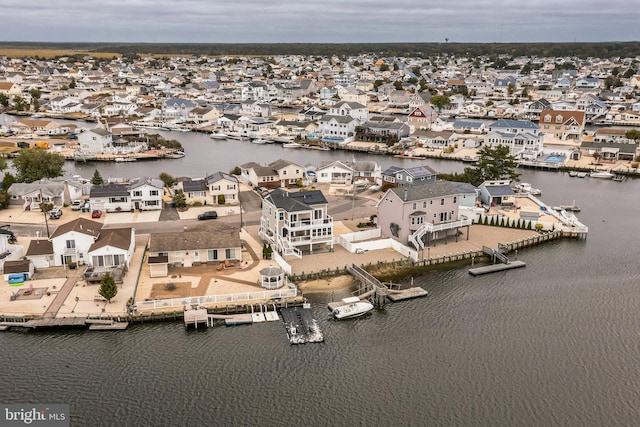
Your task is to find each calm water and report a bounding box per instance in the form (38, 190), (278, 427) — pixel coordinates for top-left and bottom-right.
(2, 129), (640, 426)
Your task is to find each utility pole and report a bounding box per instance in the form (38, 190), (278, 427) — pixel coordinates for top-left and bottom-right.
(40, 190), (50, 238)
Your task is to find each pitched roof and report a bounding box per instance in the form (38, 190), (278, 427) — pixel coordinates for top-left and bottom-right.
(89, 228), (132, 252)
(149, 224), (241, 252)
(26, 239), (54, 256)
(264, 188), (327, 212)
(388, 181), (460, 202)
(90, 182), (129, 197)
(50, 218), (103, 239)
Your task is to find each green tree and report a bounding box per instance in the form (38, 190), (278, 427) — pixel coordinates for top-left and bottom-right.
(99, 273), (118, 303)
(29, 89), (41, 112)
(0, 93), (9, 107)
(69, 77), (76, 89)
(430, 94), (450, 111)
(393, 81), (404, 90)
(2, 172), (16, 190)
(12, 150), (65, 183)
(461, 144), (520, 186)
(625, 129), (640, 141)
(12, 95), (28, 111)
(379, 63), (390, 72)
(217, 194), (226, 205)
(172, 189), (187, 209)
(229, 166), (241, 175)
(91, 169), (104, 186)
(159, 172), (175, 187)
(0, 189), (9, 209)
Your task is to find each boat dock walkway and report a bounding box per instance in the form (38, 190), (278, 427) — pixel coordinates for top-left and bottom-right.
(281, 306), (323, 344)
(0, 317), (129, 331)
(344, 264), (429, 307)
(184, 307), (281, 328)
(468, 260), (527, 276)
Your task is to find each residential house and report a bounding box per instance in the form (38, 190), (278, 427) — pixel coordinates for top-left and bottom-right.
(538, 110), (586, 140)
(315, 161), (354, 184)
(0, 81), (22, 96)
(452, 120), (486, 134)
(259, 188), (333, 257)
(8, 178), (85, 210)
(163, 97), (195, 120)
(147, 224), (243, 277)
(478, 180), (517, 206)
(407, 106), (438, 131)
(89, 182), (130, 212)
(129, 177), (164, 211)
(484, 119), (544, 160)
(413, 130), (460, 149)
(356, 121), (410, 144)
(376, 181), (470, 249)
(206, 172), (240, 205)
(240, 159), (305, 189)
(49, 218), (103, 267)
(381, 165), (438, 188)
(78, 128), (112, 154)
(25, 239), (55, 269)
(88, 227), (135, 269)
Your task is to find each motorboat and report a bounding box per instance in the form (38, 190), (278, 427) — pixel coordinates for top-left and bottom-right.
(209, 132), (228, 139)
(590, 170), (615, 179)
(164, 150), (185, 159)
(252, 139), (270, 144)
(282, 142), (302, 148)
(332, 297), (374, 320)
(576, 172), (588, 178)
(514, 182), (541, 195)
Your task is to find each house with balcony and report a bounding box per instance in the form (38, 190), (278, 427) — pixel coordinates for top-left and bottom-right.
(259, 188), (333, 258)
(49, 218), (103, 267)
(538, 110), (585, 140)
(8, 177), (86, 210)
(129, 177), (163, 211)
(240, 159), (305, 189)
(478, 180), (517, 207)
(147, 224), (243, 277)
(376, 181), (471, 251)
(484, 119), (544, 160)
(315, 161), (354, 184)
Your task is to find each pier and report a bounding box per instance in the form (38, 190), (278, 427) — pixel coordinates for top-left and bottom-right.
(468, 244), (526, 276)
(281, 305), (323, 344)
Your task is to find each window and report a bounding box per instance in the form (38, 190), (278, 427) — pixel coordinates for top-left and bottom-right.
(110, 197), (127, 203)
(225, 248), (236, 259)
(440, 198), (444, 205)
(133, 191), (142, 197)
(412, 203), (416, 210)
(208, 249), (218, 260)
(150, 190), (159, 196)
(66, 240), (75, 249)
(422, 201), (427, 208)
(453, 196), (457, 203)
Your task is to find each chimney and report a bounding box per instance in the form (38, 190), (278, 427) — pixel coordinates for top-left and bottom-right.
(404, 188), (408, 202)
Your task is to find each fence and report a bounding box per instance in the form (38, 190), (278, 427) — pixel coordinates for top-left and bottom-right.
(135, 286), (298, 311)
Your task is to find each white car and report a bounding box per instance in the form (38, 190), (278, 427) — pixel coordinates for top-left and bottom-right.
(20, 134), (33, 139)
(70, 200), (83, 211)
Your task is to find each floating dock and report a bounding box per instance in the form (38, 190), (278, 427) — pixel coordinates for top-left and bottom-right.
(387, 287), (429, 302)
(281, 306), (323, 344)
(468, 260), (526, 276)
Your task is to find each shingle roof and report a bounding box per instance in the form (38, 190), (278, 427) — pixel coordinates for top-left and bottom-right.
(89, 228), (132, 252)
(90, 182), (129, 197)
(26, 239), (54, 256)
(50, 218), (102, 239)
(389, 181), (460, 202)
(265, 188), (327, 212)
(149, 224), (241, 252)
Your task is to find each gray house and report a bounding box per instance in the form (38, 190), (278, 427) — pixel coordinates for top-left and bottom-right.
(377, 181), (470, 249)
(381, 165), (438, 187)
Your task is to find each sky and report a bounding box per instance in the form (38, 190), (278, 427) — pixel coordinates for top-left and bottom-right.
(2, 0), (638, 44)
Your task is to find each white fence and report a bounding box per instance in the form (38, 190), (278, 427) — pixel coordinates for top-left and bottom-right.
(271, 250), (292, 275)
(335, 227), (418, 261)
(135, 286), (298, 311)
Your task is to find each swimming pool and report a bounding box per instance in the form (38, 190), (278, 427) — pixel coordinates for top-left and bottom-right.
(544, 155), (564, 163)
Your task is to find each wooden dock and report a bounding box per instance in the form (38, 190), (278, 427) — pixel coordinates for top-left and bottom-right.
(468, 260), (526, 276)
(281, 307), (323, 344)
(387, 287), (429, 302)
(88, 322), (129, 330)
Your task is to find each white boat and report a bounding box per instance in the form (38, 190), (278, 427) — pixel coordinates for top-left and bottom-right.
(576, 172), (588, 178)
(252, 139), (270, 144)
(282, 142), (302, 149)
(209, 132), (228, 139)
(514, 182), (541, 195)
(115, 157), (136, 162)
(590, 170), (615, 179)
(332, 297), (374, 320)
(164, 150), (185, 159)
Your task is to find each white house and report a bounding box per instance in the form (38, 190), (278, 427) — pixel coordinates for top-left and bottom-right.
(89, 183), (130, 212)
(87, 228), (135, 269)
(315, 161), (354, 184)
(50, 218), (102, 267)
(206, 172), (240, 205)
(78, 128), (113, 154)
(129, 177), (164, 211)
(484, 119), (544, 160)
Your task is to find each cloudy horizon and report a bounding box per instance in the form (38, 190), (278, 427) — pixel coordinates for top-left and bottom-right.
(2, 1), (638, 44)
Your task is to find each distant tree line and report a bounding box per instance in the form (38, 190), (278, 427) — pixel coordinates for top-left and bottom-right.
(1, 41), (640, 59)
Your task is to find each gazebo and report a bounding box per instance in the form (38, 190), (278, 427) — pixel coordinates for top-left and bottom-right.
(259, 265), (285, 290)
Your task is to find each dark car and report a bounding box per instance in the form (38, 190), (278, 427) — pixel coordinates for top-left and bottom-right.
(197, 211), (218, 220)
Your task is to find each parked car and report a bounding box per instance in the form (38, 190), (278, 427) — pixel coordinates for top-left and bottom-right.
(49, 208), (62, 219)
(91, 210), (102, 218)
(81, 201), (91, 212)
(70, 200), (83, 210)
(197, 211), (218, 220)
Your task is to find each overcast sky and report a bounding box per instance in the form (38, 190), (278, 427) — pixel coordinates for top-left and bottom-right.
(2, 0), (638, 44)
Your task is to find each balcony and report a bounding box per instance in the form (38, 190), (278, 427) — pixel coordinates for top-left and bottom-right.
(284, 216), (333, 231)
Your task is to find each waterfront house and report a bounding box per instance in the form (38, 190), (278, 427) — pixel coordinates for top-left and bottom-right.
(407, 106), (438, 131)
(580, 141), (637, 162)
(452, 120), (486, 134)
(78, 128), (113, 154)
(376, 181), (469, 249)
(147, 224), (242, 277)
(49, 218), (102, 267)
(351, 160), (381, 183)
(240, 160), (305, 189)
(87, 227), (135, 269)
(484, 119), (544, 160)
(413, 130), (460, 149)
(315, 161), (354, 184)
(162, 97), (195, 120)
(538, 110), (585, 140)
(259, 188), (333, 258)
(478, 180), (517, 207)
(89, 182), (130, 212)
(25, 239), (55, 269)
(128, 177), (163, 211)
(381, 165), (438, 188)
